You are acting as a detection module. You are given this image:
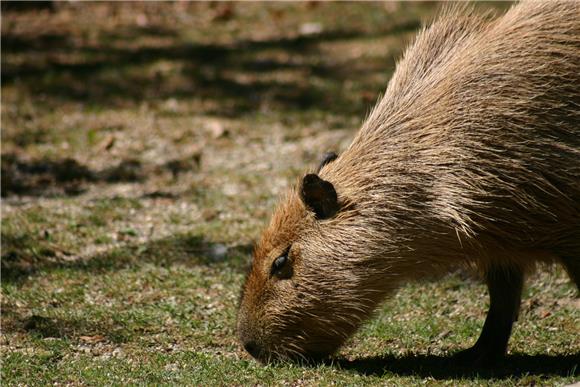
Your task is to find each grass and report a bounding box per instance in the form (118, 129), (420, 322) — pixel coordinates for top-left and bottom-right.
(1, 2), (578, 386)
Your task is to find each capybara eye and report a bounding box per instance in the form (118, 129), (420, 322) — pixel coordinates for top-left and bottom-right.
(272, 254), (287, 271)
(270, 248), (292, 279)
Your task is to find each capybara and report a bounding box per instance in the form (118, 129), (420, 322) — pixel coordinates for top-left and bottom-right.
(237, 2), (580, 366)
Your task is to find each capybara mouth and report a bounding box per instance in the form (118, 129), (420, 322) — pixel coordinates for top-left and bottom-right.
(251, 349), (332, 365)
(242, 339), (334, 364)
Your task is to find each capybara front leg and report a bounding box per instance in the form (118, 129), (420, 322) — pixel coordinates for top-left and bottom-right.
(454, 265), (524, 367)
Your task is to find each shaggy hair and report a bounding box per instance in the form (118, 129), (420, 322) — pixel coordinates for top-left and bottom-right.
(238, 2), (580, 362)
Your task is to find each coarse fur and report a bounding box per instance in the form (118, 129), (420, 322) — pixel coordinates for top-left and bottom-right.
(238, 1), (580, 364)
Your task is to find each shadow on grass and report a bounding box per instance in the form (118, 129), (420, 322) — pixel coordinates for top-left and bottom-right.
(1, 13), (420, 117)
(1, 154), (140, 197)
(1, 311), (135, 344)
(332, 352), (579, 379)
(1, 152), (200, 197)
(1, 232), (252, 285)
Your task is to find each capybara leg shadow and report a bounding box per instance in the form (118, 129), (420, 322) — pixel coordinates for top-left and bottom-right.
(453, 266), (524, 367)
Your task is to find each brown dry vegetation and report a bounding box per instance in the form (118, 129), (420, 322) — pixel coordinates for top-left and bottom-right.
(1, 2), (578, 385)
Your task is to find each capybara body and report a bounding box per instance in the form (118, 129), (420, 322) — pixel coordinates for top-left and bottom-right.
(238, 2), (580, 365)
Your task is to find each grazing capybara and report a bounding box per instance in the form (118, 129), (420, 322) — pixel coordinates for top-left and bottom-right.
(237, 2), (580, 366)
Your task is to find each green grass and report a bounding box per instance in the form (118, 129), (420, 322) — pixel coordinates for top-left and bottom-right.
(2, 2), (578, 386)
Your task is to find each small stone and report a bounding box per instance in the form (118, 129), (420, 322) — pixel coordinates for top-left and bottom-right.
(208, 244), (228, 261)
(222, 183), (239, 197)
(163, 98), (179, 113)
(208, 120), (229, 139)
(299, 22), (323, 36)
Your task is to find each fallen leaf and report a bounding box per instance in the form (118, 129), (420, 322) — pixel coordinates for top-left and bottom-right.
(79, 335), (106, 344)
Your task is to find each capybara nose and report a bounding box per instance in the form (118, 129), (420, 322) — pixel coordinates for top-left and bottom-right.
(243, 340), (261, 358)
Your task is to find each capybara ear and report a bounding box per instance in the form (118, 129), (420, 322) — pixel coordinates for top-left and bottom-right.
(301, 174), (339, 219)
(316, 152), (338, 173)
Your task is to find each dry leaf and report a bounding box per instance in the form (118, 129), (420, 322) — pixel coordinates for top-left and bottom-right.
(79, 335), (106, 344)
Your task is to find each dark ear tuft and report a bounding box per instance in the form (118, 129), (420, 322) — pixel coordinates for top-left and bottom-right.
(316, 152), (338, 173)
(301, 174), (339, 219)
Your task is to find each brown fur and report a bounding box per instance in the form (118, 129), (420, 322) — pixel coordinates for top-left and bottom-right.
(238, 2), (580, 363)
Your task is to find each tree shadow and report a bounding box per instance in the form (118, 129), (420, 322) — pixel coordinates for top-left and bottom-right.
(1, 231), (253, 285)
(1, 10), (420, 117)
(1, 152), (200, 197)
(1, 309), (135, 345)
(332, 352), (579, 379)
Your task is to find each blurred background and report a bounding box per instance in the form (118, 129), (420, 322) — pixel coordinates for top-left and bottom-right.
(2, 1), (460, 269)
(2, 1), (454, 199)
(4, 2), (577, 385)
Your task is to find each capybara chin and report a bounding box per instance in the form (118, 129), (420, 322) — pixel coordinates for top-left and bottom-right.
(237, 2), (580, 365)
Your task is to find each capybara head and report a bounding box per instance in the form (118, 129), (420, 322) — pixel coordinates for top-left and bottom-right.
(237, 156), (397, 362)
